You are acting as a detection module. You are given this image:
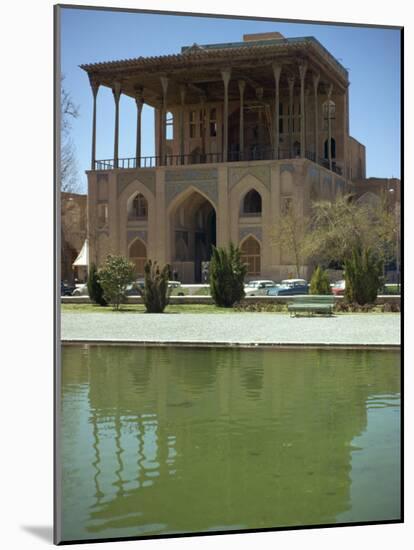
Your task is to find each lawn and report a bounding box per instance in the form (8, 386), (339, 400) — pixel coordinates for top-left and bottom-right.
(61, 303), (397, 315)
(61, 303), (235, 314)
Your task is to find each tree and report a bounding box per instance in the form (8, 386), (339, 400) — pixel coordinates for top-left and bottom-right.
(61, 76), (80, 193)
(210, 243), (247, 308)
(87, 263), (107, 306)
(98, 255), (135, 310)
(344, 247), (383, 305)
(272, 203), (310, 278)
(309, 266), (331, 295)
(305, 194), (397, 268)
(304, 194), (396, 304)
(140, 260), (171, 313)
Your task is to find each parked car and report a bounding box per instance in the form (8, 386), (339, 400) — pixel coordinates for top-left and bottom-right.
(125, 279), (145, 296)
(244, 280), (276, 296)
(71, 283), (89, 296)
(267, 279), (309, 296)
(61, 281), (76, 296)
(331, 280), (346, 296)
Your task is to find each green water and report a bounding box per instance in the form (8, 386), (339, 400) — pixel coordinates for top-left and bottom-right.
(60, 346), (400, 542)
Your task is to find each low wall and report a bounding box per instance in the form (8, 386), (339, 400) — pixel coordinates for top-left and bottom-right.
(61, 295), (401, 306)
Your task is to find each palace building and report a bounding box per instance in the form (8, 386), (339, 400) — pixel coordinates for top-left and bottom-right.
(80, 31), (396, 283)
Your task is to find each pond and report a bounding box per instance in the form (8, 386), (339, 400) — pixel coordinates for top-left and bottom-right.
(59, 345), (400, 542)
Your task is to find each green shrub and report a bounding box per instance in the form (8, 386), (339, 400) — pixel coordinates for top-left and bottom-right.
(344, 247), (383, 305)
(309, 265), (331, 295)
(98, 255), (135, 310)
(233, 300), (286, 312)
(140, 260), (171, 313)
(87, 263), (107, 306)
(210, 243), (247, 308)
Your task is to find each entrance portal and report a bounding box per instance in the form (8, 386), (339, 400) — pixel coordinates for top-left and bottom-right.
(171, 191), (216, 283)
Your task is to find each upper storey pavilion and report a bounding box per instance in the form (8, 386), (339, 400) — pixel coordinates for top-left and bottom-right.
(81, 31), (359, 179)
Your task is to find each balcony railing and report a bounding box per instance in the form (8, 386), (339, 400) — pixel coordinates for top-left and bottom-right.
(94, 148), (343, 175)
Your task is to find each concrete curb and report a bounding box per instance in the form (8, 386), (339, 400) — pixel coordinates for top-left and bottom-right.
(61, 339), (400, 350)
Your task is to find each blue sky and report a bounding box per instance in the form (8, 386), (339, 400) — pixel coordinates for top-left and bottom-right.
(60, 7), (401, 192)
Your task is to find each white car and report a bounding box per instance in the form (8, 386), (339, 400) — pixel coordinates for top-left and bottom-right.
(71, 283), (89, 296)
(244, 280), (277, 296)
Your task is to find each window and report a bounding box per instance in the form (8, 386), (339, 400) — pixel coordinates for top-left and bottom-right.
(324, 138), (336, 159)
(278, 102), (284, 134)
(209, 108), (217, 137)
(190, 110), (198, 138)
(293, 141), (301, 157)
(166, 111), (174, 140)
(131, 193), (148, 219)
(243, 190), (262, 215)
(241, 237), (261, 276)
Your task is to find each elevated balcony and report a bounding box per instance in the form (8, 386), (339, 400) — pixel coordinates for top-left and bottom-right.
(94, 147), (343, 175)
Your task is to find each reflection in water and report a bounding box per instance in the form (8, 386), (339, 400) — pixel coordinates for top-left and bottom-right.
(60, 346), (400, 542)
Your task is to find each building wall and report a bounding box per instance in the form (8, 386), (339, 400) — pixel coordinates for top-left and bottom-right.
(61, 192), (87, 282)
(347, 136), (366, 180)
(87, 159), (350, 282)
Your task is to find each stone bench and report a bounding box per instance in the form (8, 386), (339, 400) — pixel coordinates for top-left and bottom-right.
(287, 295), (335, 317)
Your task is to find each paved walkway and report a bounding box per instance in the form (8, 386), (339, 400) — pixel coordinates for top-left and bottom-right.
(61, 312), (400, 347)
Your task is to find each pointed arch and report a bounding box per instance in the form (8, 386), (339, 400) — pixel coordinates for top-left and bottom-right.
(128, 192), (148, 220)
(128, 237), (147, 276)
(242, 189), (262, 215)
(118, 178), (156, 258)
(167, 186), (217, 282)
(240, 235), (261, 276)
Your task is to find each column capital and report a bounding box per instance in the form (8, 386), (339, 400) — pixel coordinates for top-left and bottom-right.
(221, 68), (231, 87)
(89, 76), (100, 98)
(238, 79), (246, 94)
(272, 62), (282, 83)
(298, 62), (308, 81)
(288, 76), (295, 93)
(160, 76), (169, 96)
(313, 72), (320, 91)
(134, 86), (144, 100)
(112, 81), (121, 103)
(326, 83), (333, 98)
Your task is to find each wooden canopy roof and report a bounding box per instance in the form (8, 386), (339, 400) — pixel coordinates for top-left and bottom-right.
(80, 36), (349, 107)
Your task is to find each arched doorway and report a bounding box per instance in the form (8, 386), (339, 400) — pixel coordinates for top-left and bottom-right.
(171, 190), (216, 283)
(240, 236), (261, 277)
(128, 239), (147, 277)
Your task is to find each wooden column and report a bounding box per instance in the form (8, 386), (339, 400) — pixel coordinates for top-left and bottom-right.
(221, 68), (231, 162)
(160, 76), (169, 165)
(135, 88), (144, 167)
(299, 62), (307, 158)
(89, 78), (99, 170)
(313, 73), (320, 162)
(200, 94), (206, 160)
(112, 82), (121, 169)
(238, 80), (246, 160)
(272, 63), (282, 160)
(327, 83), (333, 170)
(179, 85), (186, 164)
(288, 77), (295, 157)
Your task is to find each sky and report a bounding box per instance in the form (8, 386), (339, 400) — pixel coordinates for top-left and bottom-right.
(60, 7), (401, 193)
